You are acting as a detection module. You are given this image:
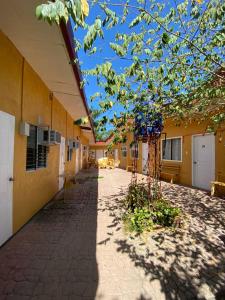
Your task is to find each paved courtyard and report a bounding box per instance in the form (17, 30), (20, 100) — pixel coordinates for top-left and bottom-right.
(0, 168), (225, 300)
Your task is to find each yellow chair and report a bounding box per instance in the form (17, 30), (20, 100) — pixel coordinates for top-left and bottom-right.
(108, 158), (115, 169)
(98, 157), (108, 168)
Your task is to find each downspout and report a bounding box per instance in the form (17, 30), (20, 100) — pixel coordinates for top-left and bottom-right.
(20, 57), (25, 122)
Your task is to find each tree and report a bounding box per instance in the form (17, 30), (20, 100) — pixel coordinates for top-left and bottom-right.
(36, 0), (225, 140)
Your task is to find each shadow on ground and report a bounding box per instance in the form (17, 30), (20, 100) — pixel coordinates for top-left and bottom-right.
(0, 168), (99, 299)
(100, 177), (225, 300)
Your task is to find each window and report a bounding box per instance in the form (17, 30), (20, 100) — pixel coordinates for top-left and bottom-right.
(130, 143), (139, 159)
(26, 125), (37, 170)
(162, 137), (182, 161)
(37, 145), (47, 168)
(26, 125), (48, 170)
(121, 145), (127, 158)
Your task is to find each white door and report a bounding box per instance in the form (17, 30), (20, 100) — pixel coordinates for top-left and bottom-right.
(96, 150), (103, 160)
(0, 111), (15, 246)
(80, 144), (83, 169)
(75, 147), (79, 174)
(59, 136), (65, 190)
(193, 134), (215, 190)
(142, 143), (148, 175)
(114, 149), (118, 160)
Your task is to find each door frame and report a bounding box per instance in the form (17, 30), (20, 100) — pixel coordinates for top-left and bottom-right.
(0, 111), (15, 246)
(114, 149), (118, 160)
(59, 136), (65, 190)
(80, 143), (83, 169)
(75, 147), (79, 174)
(191, 133), (215, 188)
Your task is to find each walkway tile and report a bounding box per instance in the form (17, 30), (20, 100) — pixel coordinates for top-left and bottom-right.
(0, 168), (225, 300)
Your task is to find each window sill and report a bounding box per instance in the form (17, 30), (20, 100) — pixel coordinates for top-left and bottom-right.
(161, 159), (182, 163)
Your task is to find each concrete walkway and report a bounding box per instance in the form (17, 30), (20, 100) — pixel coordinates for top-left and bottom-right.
(0, 168), (225, 300)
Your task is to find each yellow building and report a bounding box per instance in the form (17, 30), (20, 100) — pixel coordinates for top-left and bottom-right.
(0, 2), (95, 246)
(116, 119), (225, 192)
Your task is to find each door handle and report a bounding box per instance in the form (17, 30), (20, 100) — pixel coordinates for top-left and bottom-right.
(9, 177), (15, 182)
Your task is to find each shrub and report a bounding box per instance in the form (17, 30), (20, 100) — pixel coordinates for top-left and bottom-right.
(152, 200), (181, 227)
(122, 182), (182, 233)
(124, 182), (148, 211)
(123, 208), (154, 233)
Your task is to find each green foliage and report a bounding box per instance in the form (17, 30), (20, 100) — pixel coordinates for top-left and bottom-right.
(123, 183), (181, 233)
(124, 182), (149, 211)
(152, 200), (181, 227)
(123, 200), (181, 233)
(36, 0), (89, 25)
(123, 208), (154, 233)
(37, 0), (225, 135)
(74, 116), (88, 126)
(95, 129), (112, 142)
(84, 18), (103, 51)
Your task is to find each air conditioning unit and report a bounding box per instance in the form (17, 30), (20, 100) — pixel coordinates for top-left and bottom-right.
(55, 132), (61, 144)
(37, 129), (61, 145)
(37, 127), (49, 145)
(49, 130), (61, 145)
(38, 128), (57, 145)
(43, 129), (50, 144)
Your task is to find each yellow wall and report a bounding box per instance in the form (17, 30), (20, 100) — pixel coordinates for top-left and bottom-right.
(0, 30), (89, 233)
(117, 132), (142, 173)
(117, 119), (225, 188)
(90, 145), (107, 150)
(162, 119), (225, 186)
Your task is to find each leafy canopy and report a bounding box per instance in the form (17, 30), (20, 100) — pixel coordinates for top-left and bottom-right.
(36, 0), (225, 141)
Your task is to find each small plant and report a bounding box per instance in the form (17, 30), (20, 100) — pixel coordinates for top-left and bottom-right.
(123, 208), (154, 233)
(124, 182), (148, 211)
(152, 200), (181, 227)
(122, 183), (182, 233)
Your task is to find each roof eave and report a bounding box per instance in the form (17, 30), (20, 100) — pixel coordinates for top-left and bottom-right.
(60, 20), (96, 142)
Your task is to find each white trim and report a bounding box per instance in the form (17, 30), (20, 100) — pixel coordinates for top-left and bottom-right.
(191, 133), (215, 188)
(0, 111), (15, 246)
(161, 136), (183, 162)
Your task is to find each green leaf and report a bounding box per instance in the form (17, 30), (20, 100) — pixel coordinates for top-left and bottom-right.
(162, 32), (170, 44)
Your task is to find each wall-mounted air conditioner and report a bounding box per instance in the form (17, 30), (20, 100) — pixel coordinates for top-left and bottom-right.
(38, 127), (51, 145)
(50, 130), (61, 145)
(37, 128), (61, 145)
(43, 129), (51, 145)
(37, 127), (49, 145)
(55, 132), (61, 144)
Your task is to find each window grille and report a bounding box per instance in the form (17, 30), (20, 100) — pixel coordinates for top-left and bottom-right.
(26, 125), (48, 170)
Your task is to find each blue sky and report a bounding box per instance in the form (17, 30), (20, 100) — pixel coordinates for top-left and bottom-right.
(72, 2), (137, 127)
(72, 0), (214, 130)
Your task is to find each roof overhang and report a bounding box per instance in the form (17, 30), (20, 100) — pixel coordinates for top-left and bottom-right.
(89, 133), (114, 146)
(0, 0), (95, 141)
